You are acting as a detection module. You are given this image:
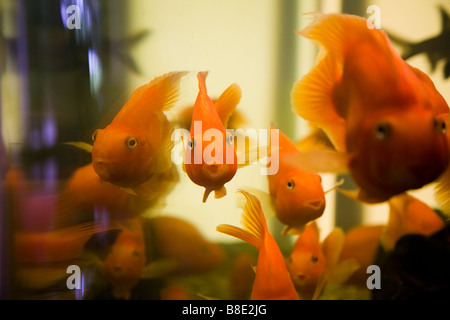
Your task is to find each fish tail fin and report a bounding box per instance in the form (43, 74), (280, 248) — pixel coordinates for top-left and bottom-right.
(214, 83), (242, 127)
(291, 51), (346, 152)
(216, 190), (266, 250)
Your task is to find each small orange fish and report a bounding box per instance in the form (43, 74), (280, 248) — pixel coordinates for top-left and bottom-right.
(286, 222), (325, 299)
(217, 190), (299, 300)
(183, 72), (241, 202)
(150, 216), (224, 275)
(292, 13), (449, 203)
(268, 126), (326, 235)
(91, 71), (186, 189)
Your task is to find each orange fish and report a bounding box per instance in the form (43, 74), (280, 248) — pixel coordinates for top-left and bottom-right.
(217, 190), (299, 300)
(57, 163), (178, 225)
(90, 71), (186, 189)
(286, 222), (325, 299)
(183, 72), (241, 202)
(268, 126), (326, 236)
(150, 216), (224, 275)
(291, 13), (449, 203)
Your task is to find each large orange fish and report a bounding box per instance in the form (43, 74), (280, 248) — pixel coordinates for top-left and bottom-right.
(268, 126), (326, 236)
(90, 71), (186, 189)
(291, 13), (449, 203)
(286, 222), (325, 300)
(217, 190), (299, 300)
(183, 72), (241, 202)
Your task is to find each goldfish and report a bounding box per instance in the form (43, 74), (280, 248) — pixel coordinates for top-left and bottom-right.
(183, 72), (241, 202)
(286, 222), (325, 299)
(267, 126), (327, 236)
(150, 216), (224, 275)
(217, 190), (299, 300)
(291, 13), (449, 203)
(387, 6), (450, 79)
(89, 71), (186, 189)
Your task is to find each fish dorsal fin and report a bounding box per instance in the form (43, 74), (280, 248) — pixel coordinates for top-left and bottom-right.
(216, 190), (266, 250)
(113, 71), (187, 126)
(214, 83), (242, 127)
(292, 222), (321, 251)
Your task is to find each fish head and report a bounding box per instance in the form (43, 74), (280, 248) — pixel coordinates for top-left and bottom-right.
(347, 108), (449, 202)
(274, 170), (325, 227)
(184, 129), (237, 189)
(92, 126), (154, 188)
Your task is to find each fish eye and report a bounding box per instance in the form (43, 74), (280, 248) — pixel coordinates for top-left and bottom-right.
(311, 255), (319, 263)
(374, 122), (391, 141)
(188, 138), (196, 150)
(126, 136), (138, 149)
(92, 129), (100, 142)
(433, 118), (447, 134)
(226, 131), (234, 145)
(286, 179), (295, 190)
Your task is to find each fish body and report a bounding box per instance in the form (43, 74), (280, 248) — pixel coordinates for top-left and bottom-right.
(286, 222), (325, 299)
(92, 71), (186, 188)
(217, 190), (299, 300)
(292, 13), (449, 203)
(268, 127), (325, 235)
(184, 72), (241, 202)
(387, 6), (450, 78)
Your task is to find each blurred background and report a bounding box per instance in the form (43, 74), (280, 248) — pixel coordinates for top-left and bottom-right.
(1, 0), (450, 299)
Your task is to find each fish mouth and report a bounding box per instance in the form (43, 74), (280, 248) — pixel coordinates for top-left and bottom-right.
(93, 160), (111, 181)
(201, 164), (229, 181)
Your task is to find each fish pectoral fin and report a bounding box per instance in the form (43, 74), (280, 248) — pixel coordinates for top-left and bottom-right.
(214, 186), (227, 199)
(324, 178), (345, 194)
(214, 83), (242, 127)
(322, 227), (345, 267)
(251, 265), (257, 274)
(237, 145), (274, 169)
(142, 259), (178, 279)
(197, 293), (220, 300)
(64, 141), (93, 153)
(338, 187), (390, 204)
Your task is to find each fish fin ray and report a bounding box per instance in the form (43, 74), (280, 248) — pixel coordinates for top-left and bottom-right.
(291, 52), (347, 152)
(214, 83), (242, 127)
(214, 186), (227, 199)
